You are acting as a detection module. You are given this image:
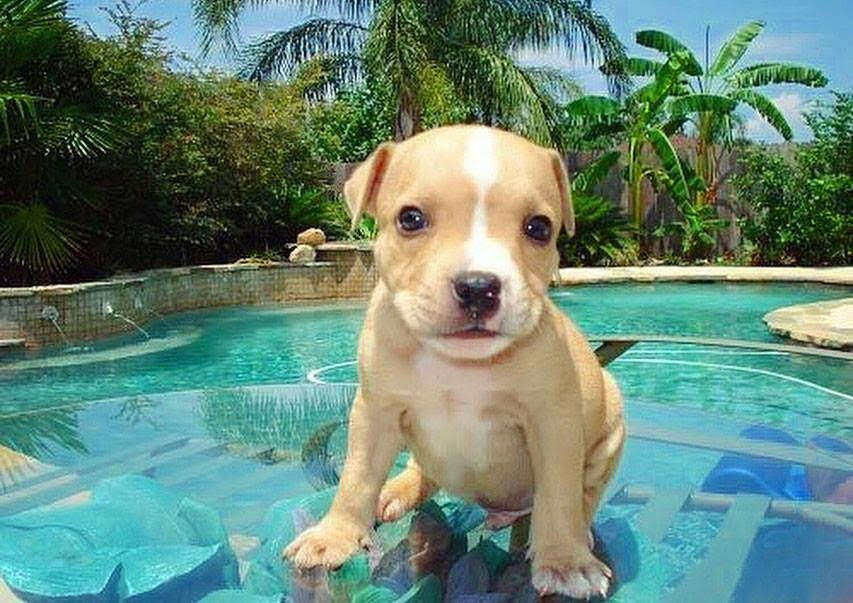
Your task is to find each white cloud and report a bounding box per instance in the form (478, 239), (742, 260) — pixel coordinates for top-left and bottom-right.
(743, 92), (812, 142)
(748, 33), (820, 60)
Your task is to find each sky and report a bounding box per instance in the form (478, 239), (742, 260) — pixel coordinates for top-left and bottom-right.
(69, 0), (852, 142)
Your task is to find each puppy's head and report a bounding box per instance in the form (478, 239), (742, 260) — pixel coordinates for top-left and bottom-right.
(345, 125), (574, 361)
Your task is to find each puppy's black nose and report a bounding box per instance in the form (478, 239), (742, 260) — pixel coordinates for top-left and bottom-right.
(452, 271), (501, 319)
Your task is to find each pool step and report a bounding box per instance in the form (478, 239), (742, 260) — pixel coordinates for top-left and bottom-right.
(663, 494), (770, 603)
(4, 434), (185, 493)
(629, 419), (850, 471)
(633, 485), (693, 543)
(0, 437), (221, 516)
(612, 486), (853, 602)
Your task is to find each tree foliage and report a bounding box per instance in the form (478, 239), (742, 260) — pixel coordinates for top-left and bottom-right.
(733, 93), (851, 265)
(611, 22), (827, 205)
(194, 0), (625, 146)
(0, 3), (339, 284)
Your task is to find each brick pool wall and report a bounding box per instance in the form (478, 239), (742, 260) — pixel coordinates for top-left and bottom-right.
(0, 244), (377, 348)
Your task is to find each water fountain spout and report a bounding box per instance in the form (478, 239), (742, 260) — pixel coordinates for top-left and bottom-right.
(104, 303), (150, 340)
(41, 305), (70, 346)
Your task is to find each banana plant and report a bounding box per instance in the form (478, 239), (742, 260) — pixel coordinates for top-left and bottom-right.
(567, 49), (735, 228)
(559, 150), (637, 266)
(611, 23), (827, 204)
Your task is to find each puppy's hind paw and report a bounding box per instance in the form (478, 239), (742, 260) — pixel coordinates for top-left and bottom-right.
(376, 494), (408, 523)
(532, 556), (612, 600)
(375, 468), (434, 523)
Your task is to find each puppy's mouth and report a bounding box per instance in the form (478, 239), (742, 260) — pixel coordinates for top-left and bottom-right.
(443, 324), (499, 339)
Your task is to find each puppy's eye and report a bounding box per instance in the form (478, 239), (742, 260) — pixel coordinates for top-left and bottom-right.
(397, 206), (428, 233)
(523, 215), (552, 244)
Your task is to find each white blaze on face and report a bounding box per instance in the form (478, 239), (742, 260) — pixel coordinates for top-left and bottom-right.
(461, 128), (523, 328)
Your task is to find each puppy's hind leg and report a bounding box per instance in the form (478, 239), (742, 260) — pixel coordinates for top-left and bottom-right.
(376, 457), (437, 523)
(583, 370), (626, 528)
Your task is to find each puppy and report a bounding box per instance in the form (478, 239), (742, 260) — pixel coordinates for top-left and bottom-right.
(284, 125), (625, 599)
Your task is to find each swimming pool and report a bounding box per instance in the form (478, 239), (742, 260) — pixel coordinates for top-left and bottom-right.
(1, 282), (850, 602)
(2, 282), (850, 436)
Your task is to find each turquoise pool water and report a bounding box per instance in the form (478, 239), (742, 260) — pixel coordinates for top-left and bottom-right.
(2, 282), (850, 436)
(1, 282), (850, 602)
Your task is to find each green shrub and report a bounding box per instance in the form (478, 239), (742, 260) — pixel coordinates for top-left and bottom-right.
(733, 93), (851, 265)
(558, 193), (638, 267)
(0, 4), (341, 284)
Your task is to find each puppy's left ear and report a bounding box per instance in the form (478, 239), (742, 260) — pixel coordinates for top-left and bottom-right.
(344, 142), (396, 232)
(547, 150), (575, 238)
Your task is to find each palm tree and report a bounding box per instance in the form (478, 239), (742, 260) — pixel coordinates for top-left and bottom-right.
(0, 0), (58, 142)
(612, 24), (827, 203)
(0, 0), (118, 280)
(567, 49), (735, 228)
(192, 0), (628, 145)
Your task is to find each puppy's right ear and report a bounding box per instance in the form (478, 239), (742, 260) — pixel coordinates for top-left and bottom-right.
(344, 142), (395, 232)
(547, 150), (575, 238)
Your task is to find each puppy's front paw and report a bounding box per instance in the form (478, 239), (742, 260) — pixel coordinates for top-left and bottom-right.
(283, 517), (371, 570)
(532, 548), (612, 599)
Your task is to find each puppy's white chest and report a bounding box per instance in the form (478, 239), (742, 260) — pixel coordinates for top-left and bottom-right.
(407, 351), (505, 479)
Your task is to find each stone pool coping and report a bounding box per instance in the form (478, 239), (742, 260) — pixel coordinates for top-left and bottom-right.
(763, 298), (852, 350)
(556, 265), (853, 286)
(1, 247), (850, 349)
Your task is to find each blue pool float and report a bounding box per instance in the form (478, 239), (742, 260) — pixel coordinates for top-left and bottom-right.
(0, 475), (238, 602)
(700, 424), (851, 500)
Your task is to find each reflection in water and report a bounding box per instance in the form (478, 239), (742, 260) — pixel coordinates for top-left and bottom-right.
(198, 385), (354, 473)
(0, 404), (86, 490)
(110, 396), (161, 428)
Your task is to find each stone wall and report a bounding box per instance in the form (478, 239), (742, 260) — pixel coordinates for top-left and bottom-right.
(0, 244), (376, 349)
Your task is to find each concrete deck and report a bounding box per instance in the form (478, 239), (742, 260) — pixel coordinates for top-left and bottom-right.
(556, 266), (853, 286)
(763, 298), (853, 350)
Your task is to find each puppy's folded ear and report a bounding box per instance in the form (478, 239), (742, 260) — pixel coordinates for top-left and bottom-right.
(547, 150), (575, 238)
(344, 142), (396, 232)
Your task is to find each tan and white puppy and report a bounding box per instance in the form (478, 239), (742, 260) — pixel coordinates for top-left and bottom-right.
(284, 125), (625, 599)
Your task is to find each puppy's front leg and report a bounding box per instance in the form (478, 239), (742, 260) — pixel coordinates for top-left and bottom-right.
(284, 389), (402, 569)
(526, 406), (612, 599)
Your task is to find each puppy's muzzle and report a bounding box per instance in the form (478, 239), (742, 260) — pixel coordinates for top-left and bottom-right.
(452, 271), (501, 320)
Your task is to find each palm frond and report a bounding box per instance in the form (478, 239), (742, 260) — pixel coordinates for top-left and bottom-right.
(38, 107), (119, 159)
(282, 0), (377, 20)
(635, 29), (702, 76)
(727, 62), (827, 89)
(0, 79), (42, 144)
(600, 56), (663, 77)
(451, 0), (629, 96)
(0, 404), (85, 488)
(709, 20), (764, 76)
(363, 0), (430, 96)
(730, 88), (794, 140)
(536, 0), (629, 96)
(445, 42), (553, 144)
(0, 0), (67, 44)
(573, 150), (620, 193)
(520, 66), (583, 103)
(192, 0), (252, 55)
(199, 385), (355, 476)
(287, 53), (364, 100)
(0, 203), (82, 272)
(648, 127), (690, 205)
(239, 18), (368, 81)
